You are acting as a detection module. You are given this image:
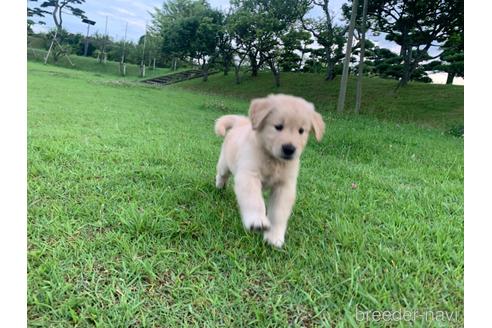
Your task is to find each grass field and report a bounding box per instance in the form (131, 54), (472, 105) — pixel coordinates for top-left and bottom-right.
(28, 61), (464, 326)
(179, 71), (464, 130)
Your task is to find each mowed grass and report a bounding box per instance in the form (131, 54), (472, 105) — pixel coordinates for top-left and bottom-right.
(28, 61), (464, 327)
(178, 71), (464, 130)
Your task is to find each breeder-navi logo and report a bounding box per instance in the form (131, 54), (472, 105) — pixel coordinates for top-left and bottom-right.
(355, 306), (459, 323)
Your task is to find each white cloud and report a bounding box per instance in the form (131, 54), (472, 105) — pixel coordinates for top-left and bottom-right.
(428, 72), (464, 85)
(113, 7), (136, 18)
(128, 2), (157, 13)
(127, 19), (147, 30)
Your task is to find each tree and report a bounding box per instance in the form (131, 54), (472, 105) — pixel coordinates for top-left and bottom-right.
(301, 49), (326, 73)
(27, 1), (47, 33)
(279, 27), (313, 72)
(301, 0), (346, 80)
(365, 45), (401, 78)
(216, 11), (235, 76)
(438, 33), (464, 84)
(229, 0), (309, 86)
(29, 0), (87, 64)
(337, 0), (358, 113)
(227, 7), (258, 82)
(33, 0), (87, 32)
(150, 0), (222, 81)
(192, 11), (223, 81)
(368, 0), (463, 87)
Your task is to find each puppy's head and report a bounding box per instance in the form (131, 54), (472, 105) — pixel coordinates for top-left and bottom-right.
(249, 94), (325, 161)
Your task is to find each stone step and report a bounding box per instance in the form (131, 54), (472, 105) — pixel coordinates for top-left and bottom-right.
(141, 69), (219, 86)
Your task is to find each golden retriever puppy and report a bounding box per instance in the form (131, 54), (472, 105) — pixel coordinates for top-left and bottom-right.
(214, 94), (325, 248)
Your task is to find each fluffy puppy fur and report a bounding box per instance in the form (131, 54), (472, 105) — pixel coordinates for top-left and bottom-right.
(214, 94), (325, 247)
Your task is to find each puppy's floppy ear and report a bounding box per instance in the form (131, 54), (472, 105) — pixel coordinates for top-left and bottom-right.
(310, 109), (325, 142)
(249, 97), (273, 130)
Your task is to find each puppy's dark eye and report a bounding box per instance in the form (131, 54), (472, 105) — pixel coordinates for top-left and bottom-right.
(299, 128), (304, 134)
(275, 124), (283, 131)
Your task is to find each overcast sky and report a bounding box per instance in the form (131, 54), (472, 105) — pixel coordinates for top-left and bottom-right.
(33, 0), (390, 46)
(31, 0), (463, 84)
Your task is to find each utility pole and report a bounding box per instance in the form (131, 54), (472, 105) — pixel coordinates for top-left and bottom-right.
(337, 0), (359, 113)
(99, 16), (108, 63)
(355, 0), (368, 114)
(120, 22), (128, 76)
(140, 23), (147, 77)
(82, 18), (96, 56)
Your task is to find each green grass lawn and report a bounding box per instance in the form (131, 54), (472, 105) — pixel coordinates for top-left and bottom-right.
(28, 61), (464, 327)
(178, 71), (464, 130)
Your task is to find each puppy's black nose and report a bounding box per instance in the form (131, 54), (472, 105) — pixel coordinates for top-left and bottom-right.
(282, 144), (296, 156)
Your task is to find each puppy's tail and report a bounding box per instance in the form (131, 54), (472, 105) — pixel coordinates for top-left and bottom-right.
(214, 115), (249, 137)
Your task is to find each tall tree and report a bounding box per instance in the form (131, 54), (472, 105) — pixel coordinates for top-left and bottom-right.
(27, 1), (47, 33)
(301, 0), (346, 80)
(439, 33), (464, 84)
(150, 0), (222, 81)
(33, 0), (87, 32)
(279, 27), (313, 72)
(337, 0), (358, 113)
(29, 0), (87, 64)
(368, 0), (463, 87)
(216, 12), (235, 76)
(229, 0), (309, 86)
(227, 6), (260, 79)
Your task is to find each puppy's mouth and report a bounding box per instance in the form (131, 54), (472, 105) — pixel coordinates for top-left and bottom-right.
(280, 154), (294, 160)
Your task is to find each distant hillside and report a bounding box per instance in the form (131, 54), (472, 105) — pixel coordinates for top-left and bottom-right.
(177, 71), (463, 130)
(27, 49), (175, 80)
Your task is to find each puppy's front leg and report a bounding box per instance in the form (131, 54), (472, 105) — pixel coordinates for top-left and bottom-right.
(264, 182), (296, 248)
(234, 173), (271, 231)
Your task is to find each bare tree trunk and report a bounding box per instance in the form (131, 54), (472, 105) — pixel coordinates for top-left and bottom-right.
(355, 0), (368, 114)
(268, 59), (280, 87)
(399, 46), (413, 88)
(234, 64), (241, 84)
(337, 0), (359, 113)
(140, 62), (145, 77)
(249, 52), (259, 77)
(202, 61), (209, 82)
(224, 60), (229, 75)
(119, 62), (126, 76)
(326, 56), (335, 80)
(446, 72), (455, 85)
(234, 55), (246, 84)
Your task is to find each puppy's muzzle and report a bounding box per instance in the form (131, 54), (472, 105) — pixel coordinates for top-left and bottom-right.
(281, 144), (296, 159)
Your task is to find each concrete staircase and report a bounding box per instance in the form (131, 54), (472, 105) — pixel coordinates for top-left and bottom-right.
(141, 69), (219, 86)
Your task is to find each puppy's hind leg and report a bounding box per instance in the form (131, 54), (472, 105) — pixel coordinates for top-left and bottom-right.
(215, 150), (230, 189)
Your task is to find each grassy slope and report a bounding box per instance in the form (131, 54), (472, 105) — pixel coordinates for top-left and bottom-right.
(27, 49), (176, 80)
(178, 71), (464, 130)
(28, 61), (463, 326)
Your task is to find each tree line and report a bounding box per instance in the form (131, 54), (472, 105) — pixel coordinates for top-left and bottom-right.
(28, 0), (463, 88)
(148, 0), (463, 87)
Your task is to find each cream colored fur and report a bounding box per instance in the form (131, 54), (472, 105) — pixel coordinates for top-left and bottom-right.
(214, 94), (325, 248)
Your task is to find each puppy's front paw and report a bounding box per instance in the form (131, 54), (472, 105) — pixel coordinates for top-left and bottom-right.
(263, 231), (284, 248)
(243, 215), (271, 232)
